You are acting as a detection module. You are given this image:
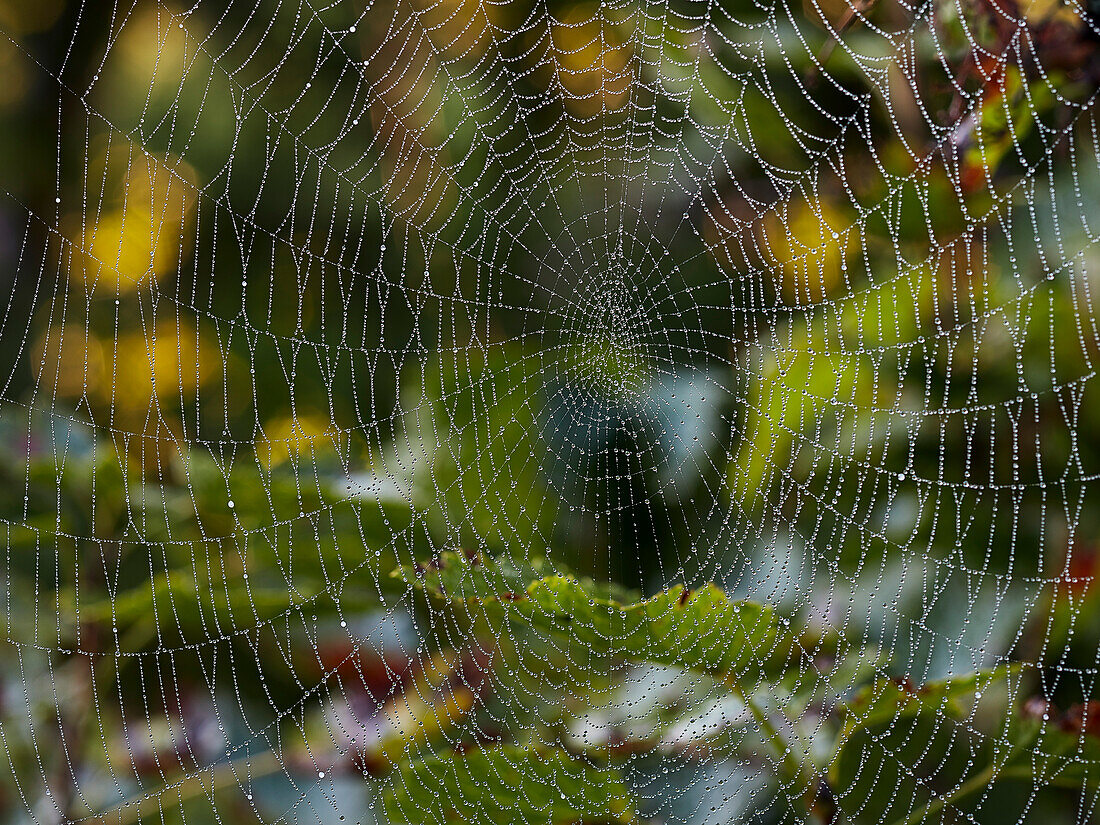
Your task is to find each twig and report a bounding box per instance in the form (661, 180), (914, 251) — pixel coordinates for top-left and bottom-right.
(807, 0), (880, 86)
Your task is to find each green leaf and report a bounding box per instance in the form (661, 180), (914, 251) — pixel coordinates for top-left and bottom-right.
(833, 704), (1100, 825)
(829, 666), (1018, 824)
(961, 66), (1052, 190)
(834, 666), (1016, 754)
(1003, 703), (1100, 789)
(392, 346), (565, 556)
(382, 745), (637, 824)
(728, 316), (878, 510)
(394, 551), (802, 683)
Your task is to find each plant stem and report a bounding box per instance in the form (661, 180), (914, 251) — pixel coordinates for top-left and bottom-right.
(726, 680), (826, 821)
(86, 750), (282, 825)
(893, 765), (991, 825)
(733, 685), (804, 784)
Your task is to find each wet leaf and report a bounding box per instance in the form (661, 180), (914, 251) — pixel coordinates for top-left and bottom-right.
(382, 745), (637, 824)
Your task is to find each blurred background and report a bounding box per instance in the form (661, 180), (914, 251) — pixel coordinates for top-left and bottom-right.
(2, 0), (1100, 821)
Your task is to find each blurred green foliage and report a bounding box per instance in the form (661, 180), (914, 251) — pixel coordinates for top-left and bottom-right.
(1, 0), (1100, 821)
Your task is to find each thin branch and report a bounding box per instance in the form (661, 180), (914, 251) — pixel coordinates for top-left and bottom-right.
(807, 0), (880, 86)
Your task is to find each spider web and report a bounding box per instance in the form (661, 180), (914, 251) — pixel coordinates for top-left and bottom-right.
(0, 0), (1099, 822)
